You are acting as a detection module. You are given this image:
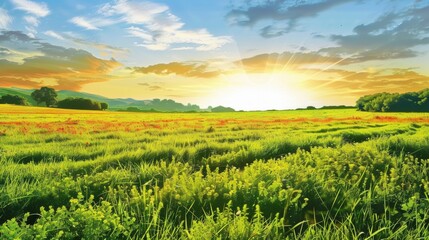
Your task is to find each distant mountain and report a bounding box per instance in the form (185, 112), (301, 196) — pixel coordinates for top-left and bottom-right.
(0, 87), (147, 110)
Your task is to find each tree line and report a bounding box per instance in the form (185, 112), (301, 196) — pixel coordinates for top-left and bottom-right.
(356, 89), (429, 112)
(0, 86), (238, 112)
(0, 87), (108, 110)
(0, 94), (28, 105)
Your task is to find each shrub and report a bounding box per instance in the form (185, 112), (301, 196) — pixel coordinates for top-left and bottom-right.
(356, 89), (429, 112)
(0, 94), (28, 105)
(57, 98), (104, 110)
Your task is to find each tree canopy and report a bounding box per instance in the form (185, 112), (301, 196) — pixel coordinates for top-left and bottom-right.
(356, 89), (429, 112)
(0, 94), (28, 105)
(57, 98), (108, 110)
(31, 87), (58, 107)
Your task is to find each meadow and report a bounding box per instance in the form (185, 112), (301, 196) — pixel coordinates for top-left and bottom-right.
(1, 104), (429, 239)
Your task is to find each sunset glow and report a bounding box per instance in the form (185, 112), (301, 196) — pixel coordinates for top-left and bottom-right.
(1, 0), (429, 109)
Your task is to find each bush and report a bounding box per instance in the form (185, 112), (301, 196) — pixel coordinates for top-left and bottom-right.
(356, 89), (429, 112)
(0, 94), (28, 105)
(57, 98), (106, 110)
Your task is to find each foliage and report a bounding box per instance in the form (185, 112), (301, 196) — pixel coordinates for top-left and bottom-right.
(0, 193), (136, 239)
(100, 102), (108, 110)
(57, 98), (107, 110)
(1, 106), (429, 238)
(356, 89), (429, 112)
(0, 94), (28, 105)
(31, 87), (58, 107)
(319, 105), (355, 109)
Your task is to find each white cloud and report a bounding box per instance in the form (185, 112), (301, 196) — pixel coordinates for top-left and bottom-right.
(24, 16), (39, 26)
(70, 16), (118, 30)
(42, 30), (128, 57)
(71, 0), (231, 51)
(25, 26), (37, 38)
(135, 42), (169, 51)
(128, 27), (153, 42)
(11, 0), (50, 17)
(128, 26), (231, 51)
(70, 17), (100, 30)
(44, 30), (65, 40)
(11, 0), (50, 37)
(0, 8), (12, 29)
(171, 47), (194, 51)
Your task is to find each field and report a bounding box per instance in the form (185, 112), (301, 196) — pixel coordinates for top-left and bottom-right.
(1, 105), (429, 239)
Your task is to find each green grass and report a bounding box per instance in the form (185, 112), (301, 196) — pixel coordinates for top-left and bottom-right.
(1, 105), (429, 239)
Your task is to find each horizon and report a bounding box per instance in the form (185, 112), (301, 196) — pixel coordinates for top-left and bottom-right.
(2, 86), (358, 111)
(1, 0), (429, 110)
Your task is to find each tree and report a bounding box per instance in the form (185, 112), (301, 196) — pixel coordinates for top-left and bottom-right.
(100, 102), (108, 110)
(31, 87), (58, 107)
(356, 89), (429, 112)
(57, 98), (103, 110)
(0, 94), (28, 105)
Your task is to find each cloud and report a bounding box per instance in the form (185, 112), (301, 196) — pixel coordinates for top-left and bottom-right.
(70, 36), (128, 56)
(0, 30), (34, 42)
(303, 68), (429, 100)
(43, 30), (128, 57)
(138, 82), (164, 91)
(0, 8), (12, 29)
(0, 47), (11, 56)
(128, 26), (231, 51)
(320, 4), (429, 63)
(237, 51), (345, 72)
(10, 0), (50, 17)
(23, 16), (39, 26)
(235, 3), (429, 68)
(70, 17), (100, 30)
(11, 0), (50, 38)
(69, 16), (118, 30)
(0, 31), (121, 90)
(44, 30), (64, 40)
(132, 62), (223, 78)
(226, 0), (354, 37)
(71, 0), (231, 51)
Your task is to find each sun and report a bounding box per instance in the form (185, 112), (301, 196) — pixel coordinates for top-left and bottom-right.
(211, 72), (316, 111)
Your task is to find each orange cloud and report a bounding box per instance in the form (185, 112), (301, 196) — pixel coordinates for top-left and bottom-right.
(237, 52), (344, 72)
(0, 31), (121, 90)
(303, 68), (429, 101)
(132, 62), (222, 78)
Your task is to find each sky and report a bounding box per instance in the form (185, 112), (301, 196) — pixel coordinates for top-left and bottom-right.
(0, 0), (429, 110)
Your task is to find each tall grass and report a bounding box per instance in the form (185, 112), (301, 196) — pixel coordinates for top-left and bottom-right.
(1, 105), (429, 238)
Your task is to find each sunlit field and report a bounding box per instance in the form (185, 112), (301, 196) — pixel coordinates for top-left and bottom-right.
(1, 105), (429, 239)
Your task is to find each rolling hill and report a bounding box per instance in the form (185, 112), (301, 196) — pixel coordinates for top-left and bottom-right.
(0, 87), (146, 110)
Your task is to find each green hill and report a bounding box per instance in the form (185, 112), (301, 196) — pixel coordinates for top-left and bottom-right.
(0, 88), (146, 110)
(57, 90), (146, 109)
(0, 88), (36, 105)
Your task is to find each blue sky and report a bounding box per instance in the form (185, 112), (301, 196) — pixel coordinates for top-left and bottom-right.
(1, 0), (429, 110)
